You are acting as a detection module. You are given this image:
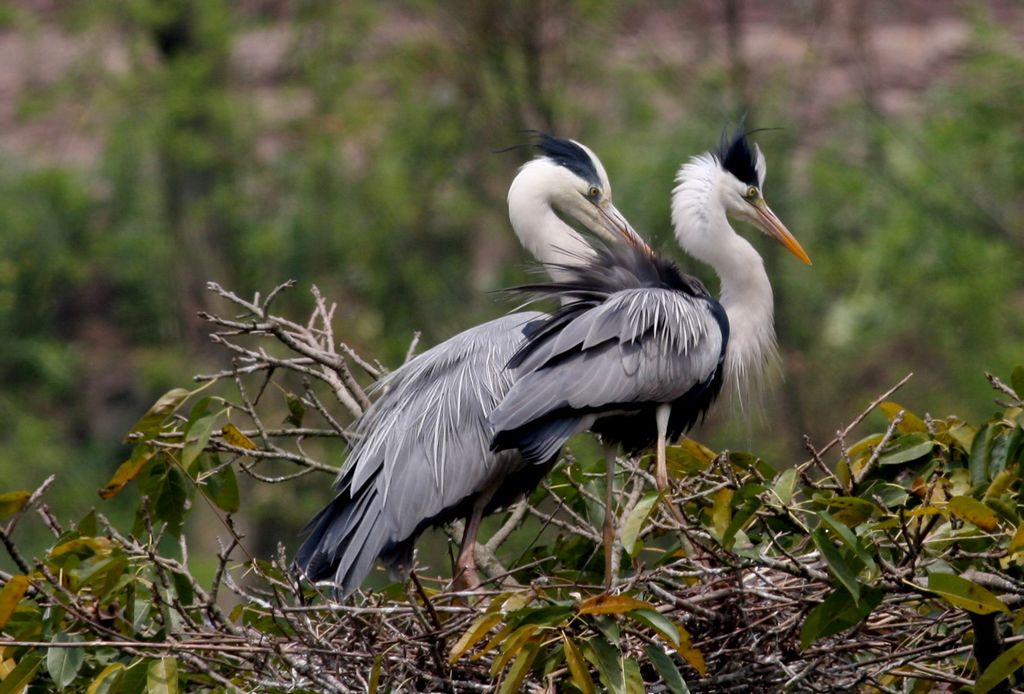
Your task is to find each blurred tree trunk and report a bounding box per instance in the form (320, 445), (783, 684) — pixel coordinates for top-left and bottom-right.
(152, 0), (236, 351)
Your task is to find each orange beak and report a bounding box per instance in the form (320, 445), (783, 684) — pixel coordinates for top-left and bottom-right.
(752, 199), (811, 265)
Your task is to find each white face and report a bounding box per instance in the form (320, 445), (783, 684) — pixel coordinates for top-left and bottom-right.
(716, 167), (811, 266)
(545, 162), (637, 247)
(720, 173), (761, 222)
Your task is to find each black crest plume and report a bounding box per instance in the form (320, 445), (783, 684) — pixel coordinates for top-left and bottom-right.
(498, 131), (601, 187)
(715, 123), (760, 187)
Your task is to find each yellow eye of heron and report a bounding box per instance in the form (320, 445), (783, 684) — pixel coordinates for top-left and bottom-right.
(587, 185), (601, 200)
(745, 186), (759, 200)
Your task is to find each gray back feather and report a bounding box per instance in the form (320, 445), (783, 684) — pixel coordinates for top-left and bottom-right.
(296, 312), (543, 595)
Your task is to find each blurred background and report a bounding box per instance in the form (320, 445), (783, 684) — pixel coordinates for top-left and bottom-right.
(1, 0), (1022, 569)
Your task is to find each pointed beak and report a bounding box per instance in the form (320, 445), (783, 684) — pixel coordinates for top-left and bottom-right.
(596, 201), (654, 255)
(752, 199), (811, 265)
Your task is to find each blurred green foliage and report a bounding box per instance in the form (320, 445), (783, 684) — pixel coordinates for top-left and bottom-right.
(0, 2), (1022, 570)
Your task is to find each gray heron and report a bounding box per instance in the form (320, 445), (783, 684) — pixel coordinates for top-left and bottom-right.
(489, 129), (811, 583)
(294, 134), (648, 596)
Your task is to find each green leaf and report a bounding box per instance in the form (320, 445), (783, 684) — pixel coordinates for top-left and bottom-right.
(0, 575), (30, 630)
(193, 453), (240, 513)
(497, 640), (540, 694)
(976, 638), (1024, 694)
(46, 632), (85, 689)
(771, 467), (797, 506)
(113, 659), (149, 694)
(584, 636), (625, 694)
(1011, 366), (1024, 400)
(948, 495), (1000, 531)
(722, 488), (764, 550)
(947, 421), (977, 451)
(0, 491), (31, 520)
(644, 644), (690, 694)
(926, 572), (1008, 615)
(878, 433), (934, 466)
(629, 609), (680, 647)
(630, 609), (705, 676)
(623, 657), (644, 694)
(182, 414), (216, 471)
(620, 493), (659, 557)
(139, 458), (190, 537)
(800, 587), (883, 649)
(818, 511), (876, 574)
(147, 657), (178, 694)
(811, 527), (861, 603)
(284, 392), (306, 427)
(125, 388), (191, 442)
(0, 651), (43, 694)
(970, 423), (997, 485)
(988, 430), (1013, 478)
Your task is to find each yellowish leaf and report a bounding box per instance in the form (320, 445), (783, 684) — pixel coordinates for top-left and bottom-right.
(904, 506), (944, 518)
(448, 613), (502, 664)
(489, 625), (537, 678)
(711, 487), (733, 539)
(98, 448), (154, 500)
(948, 495), (1000, 532)
(879, 402), (927, 432)
(221, 423), (257, 450)
(984, 470), (1016, 500)
(1009, 524), (1024, 554)
(0, 576), (30, 630)
(577, 594), (656, 616)
(678, 438), (715, 464)
(675, 622), (708, 677)
(0, 492), (31, 520)
(562, 634), (596, 694)
(50, 537), (114, 558)
(927, 573), (1008, 615)
(85, 663), (125, 694)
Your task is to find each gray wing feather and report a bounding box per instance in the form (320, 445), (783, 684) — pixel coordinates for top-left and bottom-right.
(492, 289), (722, 435)
(343, 310), (542, 546)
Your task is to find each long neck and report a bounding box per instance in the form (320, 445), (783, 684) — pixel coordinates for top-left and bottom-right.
(508, 177), (595, 283)
(673, 166), (779, 406)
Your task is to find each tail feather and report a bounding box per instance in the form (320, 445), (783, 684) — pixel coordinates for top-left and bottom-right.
(294, 482), (393, 597)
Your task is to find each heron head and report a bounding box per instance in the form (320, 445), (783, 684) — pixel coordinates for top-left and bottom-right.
(509, 133), (649, 253)
(715, 128), (811, 265)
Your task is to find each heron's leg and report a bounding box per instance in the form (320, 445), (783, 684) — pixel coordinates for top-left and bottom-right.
(452, 482), (499, 593)
(655, 403), (672, 491)
(603, 442), (618, 590)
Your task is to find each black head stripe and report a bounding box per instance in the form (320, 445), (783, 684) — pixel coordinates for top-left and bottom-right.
(715, 126), (759, 187)
(530, 132), (601, 187)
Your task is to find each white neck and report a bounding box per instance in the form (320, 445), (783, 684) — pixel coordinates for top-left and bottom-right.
(672, 160), (779, 407)
(508, 163), (596, 282)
